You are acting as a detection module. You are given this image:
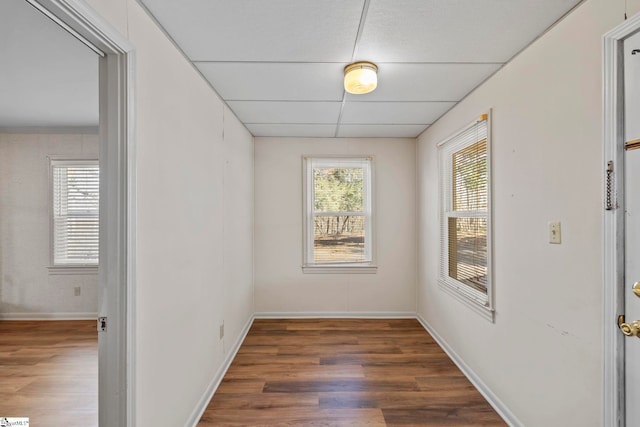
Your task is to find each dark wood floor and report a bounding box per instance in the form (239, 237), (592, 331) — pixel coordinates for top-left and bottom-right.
(0, 320), (97, 426)
(198, 319), (506, 426)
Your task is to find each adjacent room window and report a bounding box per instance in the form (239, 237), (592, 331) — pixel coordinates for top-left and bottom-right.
(303, 157), (375, 273)
(438, 113), (493, 320)
(51, 159), (99, 266)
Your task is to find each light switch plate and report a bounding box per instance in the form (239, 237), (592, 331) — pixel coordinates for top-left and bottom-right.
(549, 221), (561, 244)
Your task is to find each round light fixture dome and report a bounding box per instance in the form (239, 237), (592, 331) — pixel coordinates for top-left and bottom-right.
(344, 62), (378, 95)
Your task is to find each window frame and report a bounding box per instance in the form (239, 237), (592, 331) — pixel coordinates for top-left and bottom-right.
(302, 156), (377, 274)
(48, 156), (99, 273)
(437, 112), (494, 321)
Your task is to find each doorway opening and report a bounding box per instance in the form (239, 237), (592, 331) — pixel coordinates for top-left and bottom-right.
(0, 2), (100, 422)
(0, 0), (135, 425)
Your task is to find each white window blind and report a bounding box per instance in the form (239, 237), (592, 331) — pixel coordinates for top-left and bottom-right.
(52, 160), (99, 265)
(438, 114), (492, 315)
(304, 157), (373, 267)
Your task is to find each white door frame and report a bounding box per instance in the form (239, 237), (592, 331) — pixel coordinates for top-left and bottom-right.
(603, 12), (640, 427)
(25, 1), (136, 425)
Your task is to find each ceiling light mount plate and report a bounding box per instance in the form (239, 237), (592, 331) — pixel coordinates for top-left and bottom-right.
(344, 61), (378, 95)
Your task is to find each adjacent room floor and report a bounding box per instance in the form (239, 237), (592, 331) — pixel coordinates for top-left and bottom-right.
(0, 320), (97, 426)
(198, 318), (506, 426)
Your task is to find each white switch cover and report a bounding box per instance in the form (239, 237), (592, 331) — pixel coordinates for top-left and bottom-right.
(549, 221), (561, 244)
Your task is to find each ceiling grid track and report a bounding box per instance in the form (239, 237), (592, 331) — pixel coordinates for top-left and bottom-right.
(335, 0), (372, 138)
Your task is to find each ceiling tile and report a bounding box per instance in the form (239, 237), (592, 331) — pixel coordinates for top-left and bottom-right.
(341, 101), (454, 125)
(345, 63), (502, 102)
(197, 62), (346, 101)
(337, 124), (428, 138)
(357, 0), (581, 63)
(228, 101), (341, 124)
(247, 124), (337, 137)
(141, 0), (365, 62)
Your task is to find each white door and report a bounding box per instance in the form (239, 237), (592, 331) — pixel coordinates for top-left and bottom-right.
(624, 31), (640, 426)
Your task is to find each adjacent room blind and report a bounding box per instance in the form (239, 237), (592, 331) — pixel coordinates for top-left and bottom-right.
(439, 116), (490, 305)
(52, 160), (99, 265)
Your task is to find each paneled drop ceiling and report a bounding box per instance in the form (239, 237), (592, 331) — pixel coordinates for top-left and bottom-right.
(139, 0), (583, 138)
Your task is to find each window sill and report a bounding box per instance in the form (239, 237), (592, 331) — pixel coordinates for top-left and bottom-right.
(48, 265), (98, 275)
(438, 279), (494, 322)
(302, 264), (378, 274)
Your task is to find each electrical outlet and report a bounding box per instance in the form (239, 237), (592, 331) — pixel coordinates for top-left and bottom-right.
(219, 323), (224, 340)
(74, 286), (81, 296)
(549, 221), (561, 244)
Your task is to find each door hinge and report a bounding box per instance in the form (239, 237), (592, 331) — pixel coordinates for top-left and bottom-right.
(625, 138), (640, 151)
(618, 314), (625, 328)
(98, 316), (107, 332)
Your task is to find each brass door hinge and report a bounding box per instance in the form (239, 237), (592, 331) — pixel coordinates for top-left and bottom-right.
(625, 139), (640, 151)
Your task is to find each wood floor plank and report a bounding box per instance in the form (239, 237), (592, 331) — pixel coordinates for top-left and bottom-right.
(226, 363), (366, 380)
(263, 379), (421, 393)
(232, 354), (321, 365)
(216, 378), (267, 394)
(319, 391), (488, 410)
(209, 392), (319, 410)
(320, 353), (451, 366)
(199, 408), (387, 427)
(278, 343), (403, 356)
(198, 319), (506, 426)
(382, 406), (506, 426)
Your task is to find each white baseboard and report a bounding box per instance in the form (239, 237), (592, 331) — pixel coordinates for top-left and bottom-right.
(0, 312), (98, 320)
(416, 314), (523, 427)
(254, 311), (416, 319)
(185, 314), (255, 427)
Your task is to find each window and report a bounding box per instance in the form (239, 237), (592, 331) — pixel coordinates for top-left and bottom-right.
(438, 113), (493, 320)
(51, 159), (99, 267)
(303, 157), (375, 273)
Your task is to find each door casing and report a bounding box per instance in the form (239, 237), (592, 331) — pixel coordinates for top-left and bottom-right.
(25, 1), (136, 425)
(603, 12), (640, 427)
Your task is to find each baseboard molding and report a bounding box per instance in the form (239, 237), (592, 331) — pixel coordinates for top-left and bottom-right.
(185, 314), (255, 427)
(0, 312), (98, 320)
(416, 314), (523, 427)
(254, 311), (416, 319)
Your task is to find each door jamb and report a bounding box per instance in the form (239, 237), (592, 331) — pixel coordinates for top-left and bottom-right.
(26, 1), (136, 425)
(603, 12), (640, 427)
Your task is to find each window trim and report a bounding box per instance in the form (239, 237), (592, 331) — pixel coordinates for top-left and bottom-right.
(48, 156), (99, 270)
(302, 156), (377, 274)
(437, 111), (494, 321)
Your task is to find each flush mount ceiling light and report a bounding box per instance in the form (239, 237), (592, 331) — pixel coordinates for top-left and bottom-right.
(344, 61), (378, 95)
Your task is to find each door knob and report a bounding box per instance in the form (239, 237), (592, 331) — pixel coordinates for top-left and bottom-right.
(618, 315), (640, 337)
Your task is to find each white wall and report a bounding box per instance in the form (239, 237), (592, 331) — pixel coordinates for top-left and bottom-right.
(0, 132), (98, 318)
(73, 1), (255, 426)
(254, 137), (416, 314)
(417, 0), (634, 425)
(130, 4), (254, 426)
(222, 105), (254, 353)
